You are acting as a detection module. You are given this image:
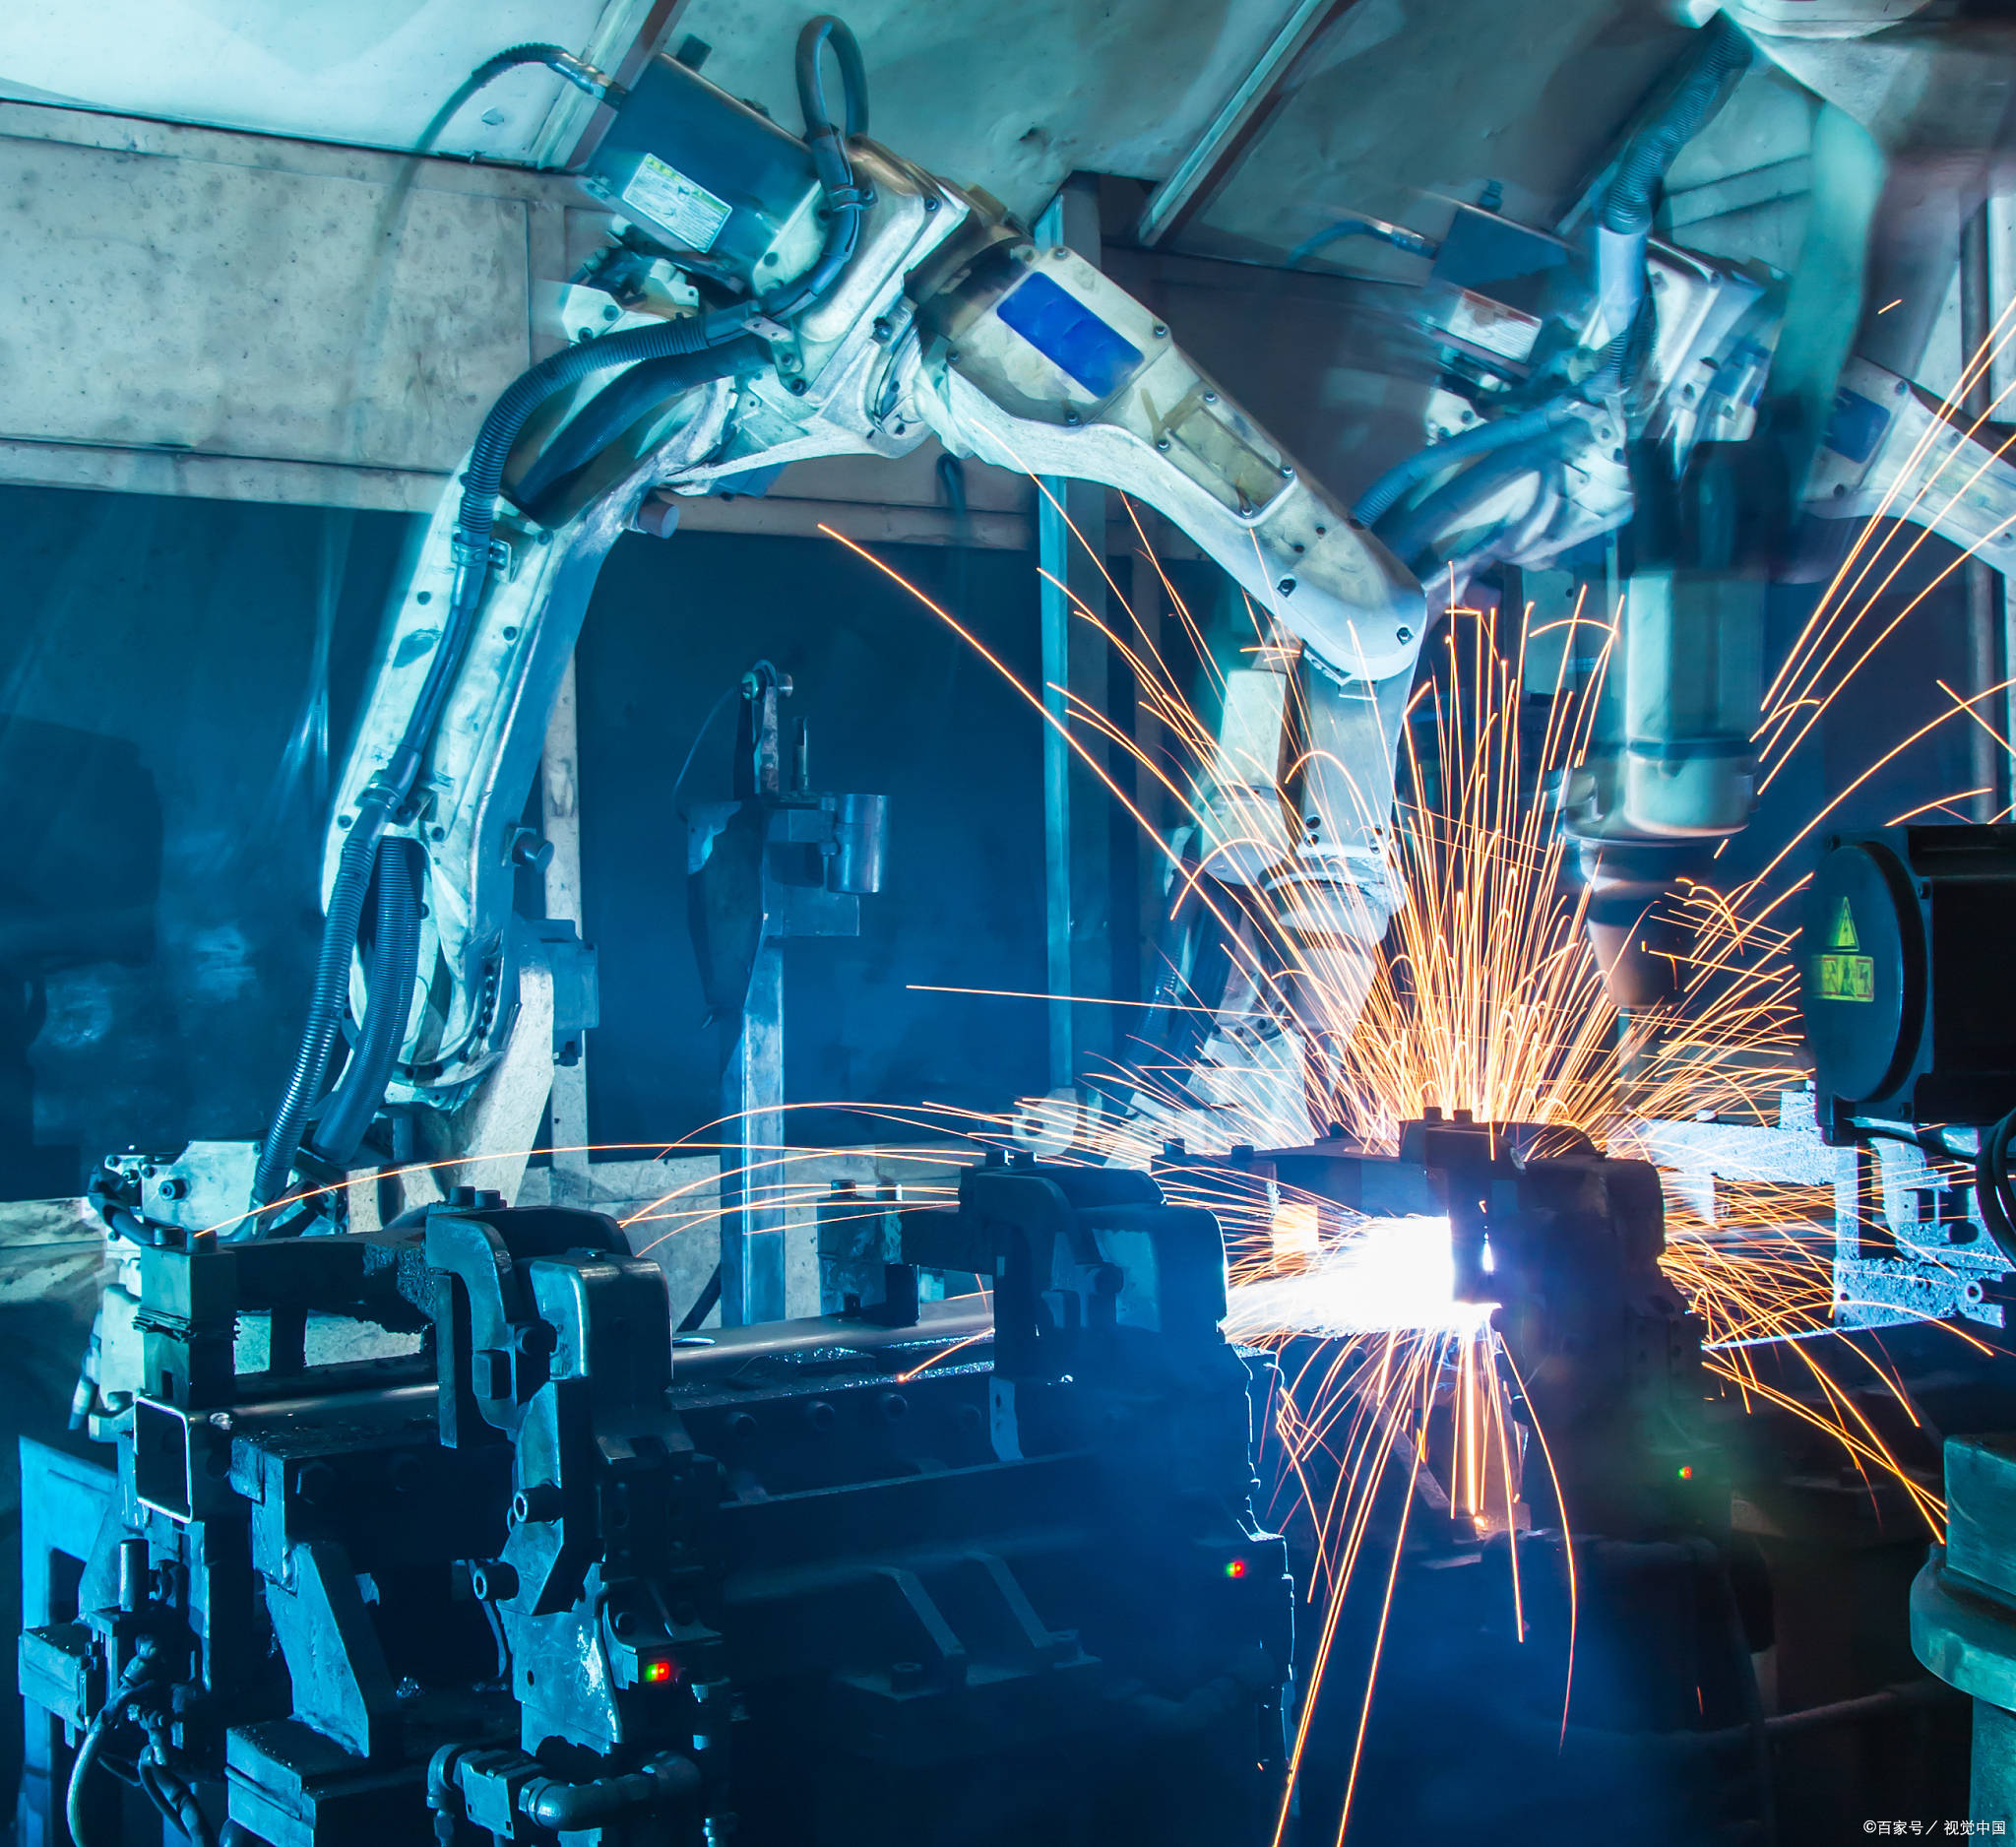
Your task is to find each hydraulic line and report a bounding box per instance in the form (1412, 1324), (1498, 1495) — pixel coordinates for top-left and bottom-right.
(1287, 216), (1438, 270)
(253, 804), (388, 1206)
(466, 43), (625, 103)
(512, 337), (770, 521)
(1591, 13), (1752, 374)
(1353, 396), (1586, 530)
(307, 837), (425, 1171)
(1380, 439), (1562, 574)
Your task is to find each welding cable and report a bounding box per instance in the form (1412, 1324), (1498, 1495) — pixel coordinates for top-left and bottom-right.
(137, 1751), (218, 1847)
(1353, 394), (1587, 529)
(306, 837), (426, 1173)
(467, 43), (626, 103)
(760, 15), (873, 321)
(1379, 438), (1564, 574)
(511, 337), (771, 522)
(1591, 13), (1752, 374)
(1976, 1107), (2016, 1267)
(253, 801), (388, 1207)
(1287, 216), (1439, 270)
(66, 1652), (160, 1847)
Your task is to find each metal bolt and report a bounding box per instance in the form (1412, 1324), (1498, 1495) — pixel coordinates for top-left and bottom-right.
(877, 1391), (910, 1423)
(471, 1559), (518, 1602)
(1153, 323), (1167, 338)
(1063, 408), (1080, 425)
(1156, 436), (1170, 451)
(501, 625), (518, 641)
(1051, 246), (1068, 261)
(804, 1400), (837, 1433)
(1203, 391), (1218, 404)
(513, 1484), (564, 1525)
(1277, 577), (1296, 595)
(415, 591), (431, 605)
(1397, 626), (1414, 643)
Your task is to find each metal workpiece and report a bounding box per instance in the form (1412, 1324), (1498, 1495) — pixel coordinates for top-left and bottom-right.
(1236, 1114), (1720, 1539)
(1915, 1436), (2016, 1824)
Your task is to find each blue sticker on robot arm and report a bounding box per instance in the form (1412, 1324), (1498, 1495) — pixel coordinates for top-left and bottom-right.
(993, 271), (1145, 400)
(1824, 388), (1891, 466)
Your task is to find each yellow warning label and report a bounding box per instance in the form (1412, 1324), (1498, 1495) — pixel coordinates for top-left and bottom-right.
(1826, 896), (1859, 951)
(1816, 952), (1874, 1002)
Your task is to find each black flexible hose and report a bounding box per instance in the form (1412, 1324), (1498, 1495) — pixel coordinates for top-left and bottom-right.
(760, 16), (872, 319)
(1601, 15), (1753, 236)
(1381, 439), (1563, 571)
(67, 1655), (158, 1847)
(253, 804), (388, 1205)
(1354, 396), (1586, 528)
(65, 1703), (114, 1847)
(797, 15), (869, 139)
(1287, 217), (1438, 269)
(1976, 1108), (2016, 1267)
(521, 1756), (702, 1829)
(467, 42), (625, 103)
(513, 337), (770, 520)
(308, 837), (425, 1169)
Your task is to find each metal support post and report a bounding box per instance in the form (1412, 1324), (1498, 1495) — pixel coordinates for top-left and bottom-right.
(542, 653), (593, 1197)
(720, 943), (787, 1326)
(1036, 175), (1114, 1093)
(1962, 199), (2007, 818)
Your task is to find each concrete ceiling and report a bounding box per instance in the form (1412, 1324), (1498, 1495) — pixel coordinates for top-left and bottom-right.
(1183, 0), (1699, 268)
(0, 0), (662, 165)
(0, 0), (1784, 265)
(0, 0), (1314, 222)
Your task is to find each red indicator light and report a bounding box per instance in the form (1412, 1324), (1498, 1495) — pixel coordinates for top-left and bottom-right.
(1677, 1465), (1694, 1482)
(1225, 1559), (1248, 1580)
(642, 1658), (673, 1684)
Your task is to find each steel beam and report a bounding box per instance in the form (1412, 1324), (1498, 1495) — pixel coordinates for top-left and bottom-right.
(1135, 0), (1344, 248)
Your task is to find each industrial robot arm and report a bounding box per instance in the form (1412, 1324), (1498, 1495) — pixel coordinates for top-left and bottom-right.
(264, 17), (1424, 1214)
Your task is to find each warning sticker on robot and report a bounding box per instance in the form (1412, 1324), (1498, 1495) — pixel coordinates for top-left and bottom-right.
(1816, 897), (1873, 1002)
(620, 155), (731, 253)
